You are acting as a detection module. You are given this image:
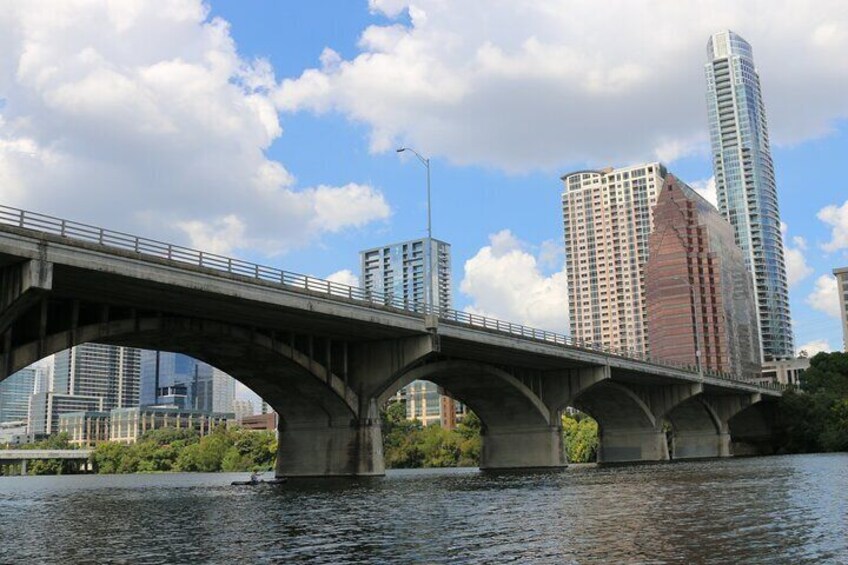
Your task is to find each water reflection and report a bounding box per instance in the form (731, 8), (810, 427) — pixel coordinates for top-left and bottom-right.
(0, 455), (846, 564)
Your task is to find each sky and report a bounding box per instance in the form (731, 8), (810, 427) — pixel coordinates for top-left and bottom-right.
(1, 0), (846, 390)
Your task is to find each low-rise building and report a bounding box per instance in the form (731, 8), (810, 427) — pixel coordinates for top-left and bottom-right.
(240, 412), (277, 431)
(757, 358), (810, 387)
(58, 411), (110, 447)
(109, 406), (232, 444)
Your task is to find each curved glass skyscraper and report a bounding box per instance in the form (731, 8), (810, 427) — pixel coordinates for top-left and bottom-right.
(705, 30), (793, 361)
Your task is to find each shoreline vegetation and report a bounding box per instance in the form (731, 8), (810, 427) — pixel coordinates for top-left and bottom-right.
(2, 351), (845, 476)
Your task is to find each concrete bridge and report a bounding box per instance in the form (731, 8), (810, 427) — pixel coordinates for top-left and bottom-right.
(0, 449), (93, 475)
(0, 205), (782, 477)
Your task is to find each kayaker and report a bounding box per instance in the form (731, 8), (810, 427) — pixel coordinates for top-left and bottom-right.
(249, 470), (261, 485)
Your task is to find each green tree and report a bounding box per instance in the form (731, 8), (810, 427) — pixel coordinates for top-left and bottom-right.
(562, 413), (599, 463)
(778, 351), (848, 454)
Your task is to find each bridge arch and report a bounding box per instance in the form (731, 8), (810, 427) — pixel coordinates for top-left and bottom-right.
(664, 396), (728, 460)
(570, 381), (668, 463)
(381, 359), (562, 469)
(4, 315), (360, 427)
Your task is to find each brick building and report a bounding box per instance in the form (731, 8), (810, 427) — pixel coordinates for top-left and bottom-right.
(645, 175), (761, 379)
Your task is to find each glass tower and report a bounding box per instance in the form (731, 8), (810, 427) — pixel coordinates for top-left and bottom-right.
(705, 30), (793, 361)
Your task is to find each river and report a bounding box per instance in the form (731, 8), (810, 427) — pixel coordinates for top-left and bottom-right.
(0, 453), (845, 564)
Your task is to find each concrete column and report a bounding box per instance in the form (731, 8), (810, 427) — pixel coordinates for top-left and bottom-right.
(479, 425), (565, 470)
(598, 429), (669, 464)
(20, 459), (27, 476)
(672, 431), (731, 460)
(275, 419), (384, 477)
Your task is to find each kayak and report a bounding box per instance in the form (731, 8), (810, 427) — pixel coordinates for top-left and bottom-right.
(231, 478), (287, 486)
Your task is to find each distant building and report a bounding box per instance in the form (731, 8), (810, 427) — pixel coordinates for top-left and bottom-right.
(0, 367), (40, 424)
(59, 411), (110, 447)
(562, 163), (666, 356)
(140, 351), (236, 413)
(53, 344), (140, 410)
(705, 30), (793, 360)
(232, 399), (255, 423)
(240, 413), (277, 431)
(0, 421), (28, 446)
(645, 175), (761, 379)
(109, 406), (232, 444)
(360, 237), (452, 310)
(27, 392), (104, 435)
(757, 357), (809, 387)
(835, 266), (848, 351)
(362, 237), (459, 426)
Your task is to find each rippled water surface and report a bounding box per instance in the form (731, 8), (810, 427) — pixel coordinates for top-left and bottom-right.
(1, 454), (846, 564)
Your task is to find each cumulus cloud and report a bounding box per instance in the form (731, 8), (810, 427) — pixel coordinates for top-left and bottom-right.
(818, 199), (848, 253)
(781, 223), (813, 287)
(460, 230), (568, 332)
(690, 176), (718, 207)
(806, 275), (841, 318)
(278, 1), (848, 171)
(796, 339), (831, 357)
(325, 269), (360, 288)
(0, 1), (390, 256)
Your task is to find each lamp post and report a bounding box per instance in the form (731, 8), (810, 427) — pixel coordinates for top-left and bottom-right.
(396, 147), (434, 313)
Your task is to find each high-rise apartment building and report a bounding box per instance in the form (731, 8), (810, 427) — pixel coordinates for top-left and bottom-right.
(561, 163), (666, 356)
(835, 266), (848, 351)
(360, 238), (451, 310)
(645, 175), (761, 379)
(53, 344), (141, 410)
(705, 30), (793, 360)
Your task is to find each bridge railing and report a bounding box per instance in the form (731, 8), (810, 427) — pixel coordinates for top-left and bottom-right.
(0, 204), (785, 393)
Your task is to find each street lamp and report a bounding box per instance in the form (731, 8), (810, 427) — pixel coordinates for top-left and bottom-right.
(396, 147), (434, 313)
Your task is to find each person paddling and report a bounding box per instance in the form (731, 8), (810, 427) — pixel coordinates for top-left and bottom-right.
(249, 470), (262, 485)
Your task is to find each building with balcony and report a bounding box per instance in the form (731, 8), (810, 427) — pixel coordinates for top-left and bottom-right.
(705, 30), (793, 360)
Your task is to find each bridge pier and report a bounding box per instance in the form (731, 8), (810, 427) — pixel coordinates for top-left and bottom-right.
(479, 425), (565, 470)
(275, 419), (384, 478)
(20, 459), (27, 476)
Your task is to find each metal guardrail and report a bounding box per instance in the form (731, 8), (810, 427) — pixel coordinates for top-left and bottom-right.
(0, 204), (784, 392)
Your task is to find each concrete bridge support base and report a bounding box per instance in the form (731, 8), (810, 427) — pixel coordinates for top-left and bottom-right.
(672, 431), (731, 460)
(275, 420), (384, 478)
(479, 426), (565, 470)
(598, 429), (669, 464)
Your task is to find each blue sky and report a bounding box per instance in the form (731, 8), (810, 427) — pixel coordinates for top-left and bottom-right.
(0, 0), (846, 357)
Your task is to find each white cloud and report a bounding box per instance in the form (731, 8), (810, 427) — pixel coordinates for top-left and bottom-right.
(0, 1), (390, 256)
(278, 1), (848, 171)
(460, 230), (568, 332)
(689, 176), (718, 207)
(806, 275), (841, 318)
(818, 200), (848, 253)
(781, 223), (813, 288)
(796, 339), (831, 357)
(326, 269), (360, 288)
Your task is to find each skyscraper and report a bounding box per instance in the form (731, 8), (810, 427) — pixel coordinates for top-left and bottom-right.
(705, 30), (793, 360)
(360, 238), (452, 310)
(53, 344), (140, 410)
(561, 163), (666, 356)
(645, 175), (761, 379)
